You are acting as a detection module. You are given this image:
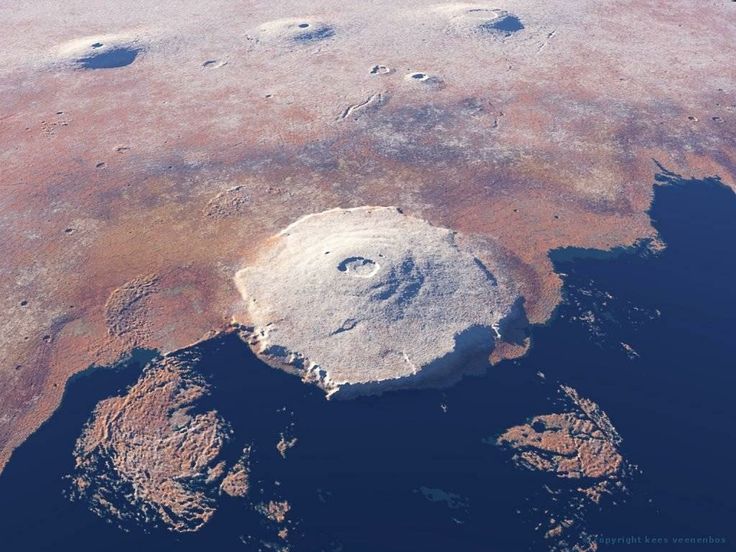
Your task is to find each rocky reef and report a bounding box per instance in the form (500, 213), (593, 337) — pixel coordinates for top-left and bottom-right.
(235, 206), (525, 397)
(497, 385), (623, 482)
(69, 344), (299, 536)
(496, 385), (629, 551)
(70, 351), (236, 531)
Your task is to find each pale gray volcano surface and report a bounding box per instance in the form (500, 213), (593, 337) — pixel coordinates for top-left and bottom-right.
(235, 206), (521, 396)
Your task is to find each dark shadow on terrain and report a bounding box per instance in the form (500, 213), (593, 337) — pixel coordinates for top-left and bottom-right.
(295, 25), (334, 42)
(80, 47), (139, 69)
(498, 296), (530, 345)
(481, 14), (524, 34)
(334, 324), (496, 399)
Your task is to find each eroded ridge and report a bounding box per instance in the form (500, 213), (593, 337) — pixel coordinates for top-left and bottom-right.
(235, 206), (525, 397)
(69, 351), (239, 532)
(104, 274), (159, 342)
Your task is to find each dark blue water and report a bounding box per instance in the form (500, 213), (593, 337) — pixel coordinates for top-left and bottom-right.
(0, 171), (734, 551)
(544, 171), (736, 550)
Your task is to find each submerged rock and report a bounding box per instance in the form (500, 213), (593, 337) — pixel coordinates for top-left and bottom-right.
(235, 206), (524, 397)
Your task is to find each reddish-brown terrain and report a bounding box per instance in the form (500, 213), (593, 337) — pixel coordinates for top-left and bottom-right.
(497, 385), (630, 550)
(1, 0), (735, 472)
(71, 351), (233, 532)
(70, 347), (290, 533)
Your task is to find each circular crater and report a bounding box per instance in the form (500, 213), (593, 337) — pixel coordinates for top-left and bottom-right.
(369, 64), (393, 75)
(405, 71), (443, 88)
(337, 256), (380, 277)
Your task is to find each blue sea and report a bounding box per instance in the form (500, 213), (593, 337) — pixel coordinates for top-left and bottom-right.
(1, 170), (734, 551)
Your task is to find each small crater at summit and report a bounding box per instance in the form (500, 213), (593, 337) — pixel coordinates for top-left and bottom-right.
(405, 71), (443, 88)
(337, 256), (380, 277)
(235, 206), (525, 396)
(56, 34), (144, 70)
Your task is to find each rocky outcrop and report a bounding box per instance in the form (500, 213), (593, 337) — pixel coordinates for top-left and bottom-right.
(496, 386), (628, 551)
(70, 351), (239, 532)
(220, 447), (251, 498)
(497, 385), (623, 482)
